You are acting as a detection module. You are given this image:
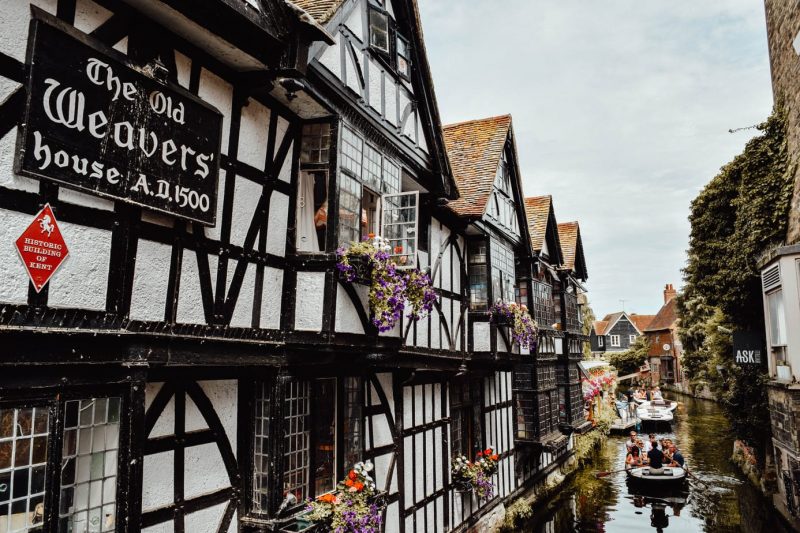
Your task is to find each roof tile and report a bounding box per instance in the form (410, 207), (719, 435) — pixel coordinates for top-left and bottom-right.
(524, 196), (551, 252)
(288, 0), (344, 24)
(557, 221), (579, 270)
(644, 297), (678, 332)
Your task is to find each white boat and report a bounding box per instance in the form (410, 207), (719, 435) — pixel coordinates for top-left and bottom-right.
(636, 405), (674, 424)
(638, 399), (678, 412)
(626, 466), (687, 484)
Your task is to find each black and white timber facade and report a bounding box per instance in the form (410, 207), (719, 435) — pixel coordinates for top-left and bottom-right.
(0, 1), (592, 532)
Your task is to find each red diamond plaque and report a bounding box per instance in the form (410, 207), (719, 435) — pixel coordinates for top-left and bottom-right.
(15, 204), (69, 293)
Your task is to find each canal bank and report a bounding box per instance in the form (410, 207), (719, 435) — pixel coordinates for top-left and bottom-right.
(515, 394), (791, 532)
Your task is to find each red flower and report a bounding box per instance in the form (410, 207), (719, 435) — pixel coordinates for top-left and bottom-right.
(348, 470), (357, 481)
(477, 451), (483, 457)
(354, 481), (364, 491)
(491, 454), (499, 461)
(345, 479), (354, 487)
(484, 448), (492, 456)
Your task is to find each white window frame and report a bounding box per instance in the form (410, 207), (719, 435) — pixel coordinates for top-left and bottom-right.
(629, 334), (637, 344)
(610, 335), (620, 347)
(597, 336), (604, 348)
(381, 190), (419, 268)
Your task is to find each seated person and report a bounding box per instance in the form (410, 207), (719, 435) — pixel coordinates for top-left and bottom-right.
(626, 431), (639, 452)
(647, 442), (665, 474)
(626, 446), (643, 469)
(653, 388), (664, 401)
(668, 444), (685, 467)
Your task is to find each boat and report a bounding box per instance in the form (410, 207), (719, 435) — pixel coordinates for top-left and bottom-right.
(626, 466), (687, 485)
(638, 399), (678, 412)
(636, 404), (674, 424)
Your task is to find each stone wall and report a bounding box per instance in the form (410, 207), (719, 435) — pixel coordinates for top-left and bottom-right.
(765, 0), (800, 244)
(767, 384), (800, 453)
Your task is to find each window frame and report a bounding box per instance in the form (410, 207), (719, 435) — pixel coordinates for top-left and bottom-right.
(449, 379), (483, 458)
(368, 5), (391, 56)
(597, 336), (604, 348)
(381, 190), (419, 268)
(629, 334), (637, 344)
(610, 335), (620, 347)
(0, 385), (129, 533)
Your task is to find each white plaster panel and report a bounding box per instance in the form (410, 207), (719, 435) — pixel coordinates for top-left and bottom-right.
(434, 427), (443, 490)
(74, 0), (112, 34)
(142, 451), (174, 511)
(48, 222), (111, 311)
(424, 384), (433, 424)
(145, 382), (163, 409)
(0, 208), (35, 304)
(371, 414), (393, 448)
(130, 240), (171, 322)
(336, 284), (365, 334)
(344, 8), (363, 41)
(58, 187), (114, 211)
(174, 51), (191, 89)
(184, 502), (227, 533)
(417, 249), (429, 271)
(1, 0), (56, 62)
(426, 504), (434, 532)
(436, 496), (444, 532)
(404, 515), (413, 533)
(417, 117), (428, 153)
(204, 170), (226, 241)
(377, 373), (395, 419)
(373, 452), (392, 493)
(318, 34), (342, 80)
(198, 68), (233, 154)
(0, 77), (20, 108)
(413, 385), (422, 427)
(345, 46), (362, 96)
(228, 175), (263, 249)
(368, 59), (382, 112)
(275, 123), (293, 184)
(112, 36), (127, 54)
(403, 110), (416, 140)
(473, 321), (490, 352)
(147, 391), (174, 440)
(414, 315), (428, 349)
(555, 337), (563, 353)
(385, 503), (399, 533)
(0, 127), (41, 193)
(433, 383), (442, 420)
(227, 262), (255, 328)
(424, 430), (434, 495)
(142, 523), (174, 533)
(402, 386), (412, 429)
(431, 314), (441, 350)
(266, 191), (288, 256)
(140, 210), (174, 228)
(176, 251), (218, 325)
(238, 99), (270, 169)
(294, 271), (324, 330)
(184, 395), (209, 434)
(184, 442), (229, 500)
(199, 380), (237, 456)
(385, 80), (397, 126)
(260, 266), (282, 329)
(413, 433), (423, 502)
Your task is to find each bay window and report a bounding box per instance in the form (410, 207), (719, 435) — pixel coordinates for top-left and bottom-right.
(490, 239), (515, 303)
(251, 377), (362, 516)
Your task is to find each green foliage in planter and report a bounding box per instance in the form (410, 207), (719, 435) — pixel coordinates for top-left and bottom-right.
(608, 336), (649, 376)
(677, 106), (794, 456)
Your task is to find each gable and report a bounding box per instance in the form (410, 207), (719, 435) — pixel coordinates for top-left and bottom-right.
(305, 0), (457, 198)
(524, 196), (563, 265)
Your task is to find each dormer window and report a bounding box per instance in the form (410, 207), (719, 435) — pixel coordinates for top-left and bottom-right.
(369, 7), (390, 54)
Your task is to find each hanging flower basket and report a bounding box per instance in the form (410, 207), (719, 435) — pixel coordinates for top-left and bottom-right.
(305, 461), (385, 532)
(337, 236), (437, 332)
(489, 301), (538, 349)
(450, 448), (499, 501)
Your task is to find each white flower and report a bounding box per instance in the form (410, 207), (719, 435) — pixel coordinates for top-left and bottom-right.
(364, 461), (374, 472)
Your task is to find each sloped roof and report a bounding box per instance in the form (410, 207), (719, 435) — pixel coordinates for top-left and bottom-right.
(557, 222), (579, 270)
(524, 196), (551, 252)
(443, 115), (512, 217)
(593, 320), (609, 335)
(630, 314), (656, 332)
(289, 0), (344, 24)
(644, 297), (678, 332)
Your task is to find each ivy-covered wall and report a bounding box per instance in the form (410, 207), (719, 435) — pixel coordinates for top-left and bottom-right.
(678, 108), (794, 453)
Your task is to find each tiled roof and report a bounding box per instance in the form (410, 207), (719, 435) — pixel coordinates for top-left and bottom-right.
(524, 196), (551, 252)
(288, 0), (344, 24)
(644, 297), (678, 332)
(630, 314), (656, 332)
(443, 115), (512, 217)
(593, 320), (609, 335)
(557, 221), (579, 270)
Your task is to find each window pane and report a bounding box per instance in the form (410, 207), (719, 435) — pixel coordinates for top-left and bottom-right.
(252, 382), (272, 514)
(313, 379), (336, 495)
(382, 160), (400, 194)
(382, 192), (418, 267)
(768, 290), (787, 346)
(59, 398), (120, 533)
(362, 145), (382, 192)
(340, 126), (363, 179)
(343, 378), (362, 470)
(283, 381), (311, 502)
(338, 173), (362, 247)
(300, 123), (331, 164)
(369, 9), (390, 53)
(1, 407), (49, 533)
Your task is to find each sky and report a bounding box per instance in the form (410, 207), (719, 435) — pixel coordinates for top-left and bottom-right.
(417, 1), (774, 317)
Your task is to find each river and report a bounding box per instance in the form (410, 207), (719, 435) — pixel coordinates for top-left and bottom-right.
(523, 394), (790, 532)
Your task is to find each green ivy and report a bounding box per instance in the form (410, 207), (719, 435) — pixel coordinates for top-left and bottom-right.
(608, 336), (649, 376)
(678, 106), (794, 455)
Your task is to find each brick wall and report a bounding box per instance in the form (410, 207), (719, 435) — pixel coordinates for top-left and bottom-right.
(768, 385), (800, 453)
(765, 0), (800, 244)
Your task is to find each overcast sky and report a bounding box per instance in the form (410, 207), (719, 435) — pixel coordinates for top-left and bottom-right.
(418, 1), (774, 317)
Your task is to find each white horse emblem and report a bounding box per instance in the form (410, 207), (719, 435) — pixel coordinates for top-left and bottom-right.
(38, 214), (55, 238)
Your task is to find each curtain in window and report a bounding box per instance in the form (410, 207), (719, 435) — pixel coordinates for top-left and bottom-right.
(296, 171), (319, 252)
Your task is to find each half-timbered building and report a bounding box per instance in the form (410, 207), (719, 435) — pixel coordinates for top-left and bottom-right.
(0, 1), (594, 532)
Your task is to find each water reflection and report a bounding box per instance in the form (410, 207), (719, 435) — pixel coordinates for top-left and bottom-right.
(523, 395), (790, 532)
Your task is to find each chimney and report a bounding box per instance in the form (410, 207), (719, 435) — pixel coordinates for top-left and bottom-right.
(664, 283), (677, 304)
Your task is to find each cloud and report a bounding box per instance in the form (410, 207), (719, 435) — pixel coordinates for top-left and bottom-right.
(419, 0), (773, 315)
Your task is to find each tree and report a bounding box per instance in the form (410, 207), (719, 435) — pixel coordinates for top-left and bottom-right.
(608, 336), (649, 376)
(580, 296), (596, 358)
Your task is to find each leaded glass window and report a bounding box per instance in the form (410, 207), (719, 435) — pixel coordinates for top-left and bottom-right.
(338, 173), (362, 246)
(340, 126), (363, 179)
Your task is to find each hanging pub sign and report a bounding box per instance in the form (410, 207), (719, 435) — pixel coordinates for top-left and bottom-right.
(732, 330), (764, 365)
(16, 12), (222, 225)
(15, 204), (69, 293)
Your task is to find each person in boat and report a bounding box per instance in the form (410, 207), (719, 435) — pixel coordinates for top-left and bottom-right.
(645, 388), (652, 401)
(647, 441), (665, 474)
(644, 433), (657, 452)
(626, 446), (644, 469)
(653, 387), (664, 401)
(636, 438), (646, 455)
(668, 444), (685, 468)
(626, 430), (639, 452)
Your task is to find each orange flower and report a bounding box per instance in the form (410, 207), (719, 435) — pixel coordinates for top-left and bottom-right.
(318, 493), (336, 503)
(348, 470), (357, 481)
(368, 233), (375, 239)
(394, 246), (403, 254)
(491, 454), (499, 461)
(354, 481), (364, 491)
(345, 479), (354, 487)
